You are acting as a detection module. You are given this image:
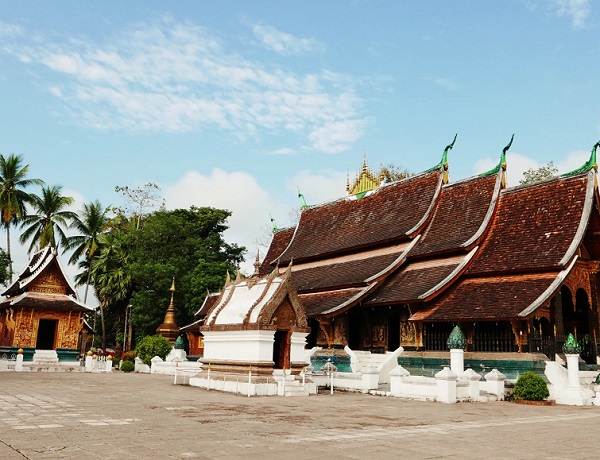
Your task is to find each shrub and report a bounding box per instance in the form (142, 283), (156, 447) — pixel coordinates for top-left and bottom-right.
(513, 371), (549, 401)
(120, 360), (135, 373)
(135, 335), (172, 366)
(121, 351), (137, 362)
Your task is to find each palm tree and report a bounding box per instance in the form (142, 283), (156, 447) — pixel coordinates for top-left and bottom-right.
(0, 154), (43, 279)
(90, 231), (132, 351)
(66, 200), (109, 303)
(19, 185), (78, 254)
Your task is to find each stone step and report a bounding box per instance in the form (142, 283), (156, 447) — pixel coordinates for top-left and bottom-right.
(33, 350), (59, 364)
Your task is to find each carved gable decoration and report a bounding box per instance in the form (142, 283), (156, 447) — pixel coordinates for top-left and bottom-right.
(1, 247), (77, 298)
(202, 266), (309, 333)
(30, 264), (68, 295)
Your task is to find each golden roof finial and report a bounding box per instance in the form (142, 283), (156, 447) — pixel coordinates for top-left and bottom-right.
(253, 251), (260, 277)
(348, 149), (381, 196)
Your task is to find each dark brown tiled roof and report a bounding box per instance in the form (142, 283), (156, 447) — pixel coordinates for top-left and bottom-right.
(291, 251), (402, 292)
(180, 318), (203, 332)
(0, 292), (89, 311)
(196, 293), (220, 317)
(467, 174), (590, 276)
(3, 248), (77, 298)
(411, 273), (558, 321)
(409, 174), (498, 257)
(278, 171), (441, 263)
(299, 288), (363, 317)
(259, 227), (294, 276)
(365, 262), (460, 305)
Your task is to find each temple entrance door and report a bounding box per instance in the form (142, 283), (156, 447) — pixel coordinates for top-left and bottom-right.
(36, 319), (57, 350)
(273, 330), (290, 369)
(387, 312), (400, 351)
(348, 311), (361, 350)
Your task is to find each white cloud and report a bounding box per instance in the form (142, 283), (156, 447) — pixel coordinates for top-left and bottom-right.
(270, 147), (296, 155)
(252, 23), (321, 56)
(163, 168), (291, 274)
(552, 0), (591, 29)
(432, 77), (458, 92)
(309, 119), (368, 154)
(286, 169), (347, 206)
(1, 16), (363, 154)
(556, 149), (590, 173)
(474, 152), (539, 187)
(528, 0), (591, 29)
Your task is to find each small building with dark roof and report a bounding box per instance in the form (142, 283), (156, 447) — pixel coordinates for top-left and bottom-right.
(0, 247), (92, 360)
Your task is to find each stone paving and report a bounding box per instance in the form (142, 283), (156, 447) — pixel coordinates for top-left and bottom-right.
(0, 372), (599, 459)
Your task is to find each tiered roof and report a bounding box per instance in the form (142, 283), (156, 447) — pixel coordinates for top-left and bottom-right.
(0, 247), (90, 312)
(275, 169), (442, 264)
(415, 170), (595, 322)
(260, 141), (600, 324)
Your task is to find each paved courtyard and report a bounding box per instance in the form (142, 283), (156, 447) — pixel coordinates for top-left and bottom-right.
(0, 372), (598, 459)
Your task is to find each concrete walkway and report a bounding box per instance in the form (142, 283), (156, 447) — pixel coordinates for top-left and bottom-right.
(0, 372), (598, 459)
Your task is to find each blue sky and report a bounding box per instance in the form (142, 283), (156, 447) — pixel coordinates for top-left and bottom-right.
(0, 0), (598, 284)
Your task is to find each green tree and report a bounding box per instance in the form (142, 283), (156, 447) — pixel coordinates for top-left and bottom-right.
(90, 230), (132, 351)
(0, 154), (43, 278)
(519, 162), (558, 185)
(127, 206), (245, 339)
(135, 334), (173, 366)
(114, 182), (164, 229)
(19, 185), (77, 253)
(66, 200), (110, 303)
(0, 248), (11, 287)
(379, 163), (413, 182)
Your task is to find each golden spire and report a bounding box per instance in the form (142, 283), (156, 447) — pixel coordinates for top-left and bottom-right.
(155, 277), (179, 344)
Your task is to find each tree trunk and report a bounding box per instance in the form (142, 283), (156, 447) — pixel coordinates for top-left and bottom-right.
(127, 308), (133, 351)
(100, 301), (106, 352)
(83, 267), (92, 304)
(6, 223), (12, 283)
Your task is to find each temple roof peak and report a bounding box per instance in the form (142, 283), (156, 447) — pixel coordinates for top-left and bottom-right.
(348, 150), (381, 198)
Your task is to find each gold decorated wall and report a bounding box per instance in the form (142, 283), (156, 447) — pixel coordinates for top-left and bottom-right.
(0, 307), (83, 349)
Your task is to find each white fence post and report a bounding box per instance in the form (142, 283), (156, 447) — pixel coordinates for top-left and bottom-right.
(15, 349), (23, 372)
(435, 367), (458, 403)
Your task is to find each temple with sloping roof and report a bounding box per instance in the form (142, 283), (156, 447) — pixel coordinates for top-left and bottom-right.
(0, 247), (93, 361)
(257, 138), (600, 368)
(199, 265), (310, 375)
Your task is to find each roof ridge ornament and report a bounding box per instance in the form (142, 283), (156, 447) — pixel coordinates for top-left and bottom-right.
(253, 251), (260, 277)
(270, 215), (278, 233)
(424, 134), (457, 183)
(564, 141), (600, 177)
(481, 134), (513, 180)
(297, 187), (309, 210)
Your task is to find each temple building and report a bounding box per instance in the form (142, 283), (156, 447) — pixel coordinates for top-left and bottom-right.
(200, 266), (310, 375)
(258, 139), (600, 367)
(0, 247), (92, 361)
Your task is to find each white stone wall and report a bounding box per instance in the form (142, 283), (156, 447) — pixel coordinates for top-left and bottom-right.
(203, 330), (275, 362)
(290, 332), (309, 363)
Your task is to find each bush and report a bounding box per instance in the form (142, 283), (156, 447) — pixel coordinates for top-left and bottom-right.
(121, 351), (137, 362)
(513, 371), (549, 401)
(135, 335), (172, 366)
(120, 360), (135, 373)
